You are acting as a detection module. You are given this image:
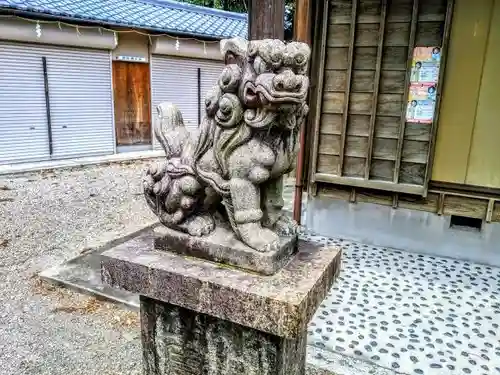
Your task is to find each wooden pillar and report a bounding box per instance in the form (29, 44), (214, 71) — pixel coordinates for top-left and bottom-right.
(294, 0), (312, 43)
(248, 0), (285, 40)
(292, 0), (313, 223)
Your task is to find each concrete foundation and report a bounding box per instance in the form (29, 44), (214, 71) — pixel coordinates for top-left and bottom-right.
(306, 196), (500, 266)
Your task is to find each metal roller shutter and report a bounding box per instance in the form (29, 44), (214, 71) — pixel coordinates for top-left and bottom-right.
(0, 43), (49, 164)
(46, 47), (114, 159)
(0, 42), (114, 165)
(151, 55), (200, 149)
(199, 60), (224, 121)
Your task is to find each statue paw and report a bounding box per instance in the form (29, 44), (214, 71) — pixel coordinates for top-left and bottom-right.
(273, 215), (299, 236)
(144, 163), (168, 195)
(261, 239), (281, 253)
(238, 223), (280, 253)
(146, 162), (167, 181)
(181, 213), (215, 237)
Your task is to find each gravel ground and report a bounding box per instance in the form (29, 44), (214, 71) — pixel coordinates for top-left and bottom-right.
(0, 160), (302, 375)
(0, 160), (161, 375)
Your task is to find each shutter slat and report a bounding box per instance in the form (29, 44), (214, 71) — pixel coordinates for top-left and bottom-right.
(199, 60), (224, 122)
(0, 42), (114, 164)
(151, 55), (200, 150)
(0, 43), (49, 163)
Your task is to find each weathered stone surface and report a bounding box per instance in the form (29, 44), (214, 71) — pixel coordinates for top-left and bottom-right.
(101, 230), (341, 338)
(153, 223), (296, 275)
(143, 37), (311, 253)
(101, 38), (336, 374)
(141, 297), (307, 375)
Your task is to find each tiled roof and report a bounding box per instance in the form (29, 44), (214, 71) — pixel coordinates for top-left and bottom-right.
(0, 0), (248, 39)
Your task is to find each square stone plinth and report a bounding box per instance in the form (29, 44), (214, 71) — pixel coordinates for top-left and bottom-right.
(140, 297), (310, 374)
(101, 231), (342, 339)
(154, 225), (297, 276)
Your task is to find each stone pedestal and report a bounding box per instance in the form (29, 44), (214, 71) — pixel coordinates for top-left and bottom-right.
(101, 231), (341, 375)
(153, 225), (297, 276)
(140, 298), (307, 374)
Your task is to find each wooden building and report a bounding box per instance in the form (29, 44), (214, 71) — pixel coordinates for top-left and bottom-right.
(0, 0), (246, 164)
(300, 0), (500, 265)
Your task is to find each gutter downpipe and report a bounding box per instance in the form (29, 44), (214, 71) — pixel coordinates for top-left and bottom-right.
(293, 114), (307, 224)
(293, 0), (312, 225)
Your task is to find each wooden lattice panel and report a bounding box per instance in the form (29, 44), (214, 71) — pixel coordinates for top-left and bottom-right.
(310, 0), (454, 195)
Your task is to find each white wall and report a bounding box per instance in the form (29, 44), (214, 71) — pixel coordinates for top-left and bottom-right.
(0, 17), (116, 49)
(306, 196), (500, 267)
(152, 36), (222, 61)
(112, 32), (149, 62)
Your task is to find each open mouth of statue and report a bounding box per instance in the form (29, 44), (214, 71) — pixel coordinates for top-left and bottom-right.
(255, 84), (306, 105)
(244, 82), (306, 107)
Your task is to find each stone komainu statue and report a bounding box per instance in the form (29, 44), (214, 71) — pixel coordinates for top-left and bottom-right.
(143, 37), (310, 252)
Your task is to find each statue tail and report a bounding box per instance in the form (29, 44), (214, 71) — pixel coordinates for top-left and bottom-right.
(155, 102), (189, 159)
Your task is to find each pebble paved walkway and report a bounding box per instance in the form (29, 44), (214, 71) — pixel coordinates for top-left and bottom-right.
(305, 232), (500, 375)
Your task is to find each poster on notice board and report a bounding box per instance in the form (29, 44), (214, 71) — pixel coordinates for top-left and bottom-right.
(406, 83), (437, 124)
(406, 47), (441, 123)
(410, 47), (441, 84)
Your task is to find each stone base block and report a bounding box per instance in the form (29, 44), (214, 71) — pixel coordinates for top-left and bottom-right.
(141, 296), (307, 375)
(154, 225), (297, 275)
(101, 231), (342, 374)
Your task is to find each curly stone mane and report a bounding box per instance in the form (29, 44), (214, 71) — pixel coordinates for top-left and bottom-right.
(143, 37), (310, 252)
